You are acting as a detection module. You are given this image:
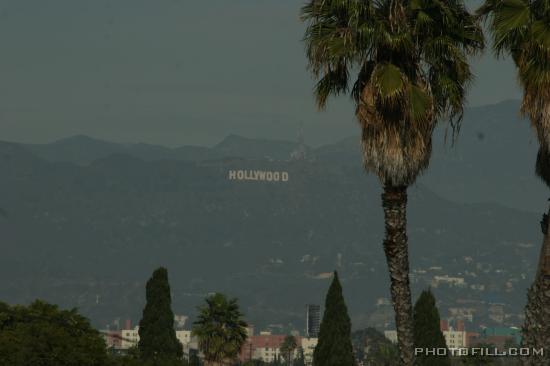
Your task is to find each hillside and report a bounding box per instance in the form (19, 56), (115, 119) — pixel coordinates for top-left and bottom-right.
(18, 101), (549, 214)
(0, 137), (543, 330)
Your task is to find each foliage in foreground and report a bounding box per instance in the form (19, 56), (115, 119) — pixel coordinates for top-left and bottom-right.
(192, 292), (248, 366)
(352, 327), (399, 366)
(0, 300), (109, 366)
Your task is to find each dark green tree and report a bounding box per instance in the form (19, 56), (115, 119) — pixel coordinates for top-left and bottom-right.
(368, 343), (400, 366)
(110, 354), (190, 366)
(312, 272), (355, 366)
(354, 328), (399, 366)
(138, 267), (183, 364)
(413, 290), (450, 366)
(243, 361), (266, 366)
(0, 300), (109, 366)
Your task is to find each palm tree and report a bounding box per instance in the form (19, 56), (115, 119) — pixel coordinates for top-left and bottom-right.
(477, 1), (550, 363)
(279, 335), (298, 366)
(301, 1), (483, 365)
(192, 293), (248, 366)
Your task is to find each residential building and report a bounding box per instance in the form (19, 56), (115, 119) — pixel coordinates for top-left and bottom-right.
(432, 275), (466, 288)
(239, 334), (289, 363)
(384, 330), (398, 344)
(441, 320), (467, 349)
(120, 327), (139, 349)
(301, 337), (318, 366)
(239, 334), (317, 365)
(478, 327), (522, 346)
(385, 321), (467, 349)
(109, 327), (195, 353)
(102, 330), (122, 349)
(448, 307), (475, 322)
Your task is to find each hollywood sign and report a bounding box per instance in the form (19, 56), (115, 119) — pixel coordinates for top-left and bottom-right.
(228, 169), (289, 182)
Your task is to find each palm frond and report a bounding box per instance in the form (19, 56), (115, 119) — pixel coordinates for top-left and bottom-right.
(303, 0), (482, 185)
(371, 63), (407, 103)
(314, 62), (350, 109)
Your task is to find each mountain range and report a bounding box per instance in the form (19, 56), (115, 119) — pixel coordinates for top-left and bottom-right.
(20, 100), (549, 213)
(0, 100), (548, 331)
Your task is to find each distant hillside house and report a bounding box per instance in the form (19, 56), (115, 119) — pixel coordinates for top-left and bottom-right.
(432, 275), (467, 288)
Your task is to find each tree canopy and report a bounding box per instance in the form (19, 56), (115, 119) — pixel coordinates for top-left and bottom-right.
(0, 300), (109, 366)
(192, 293), (248, 366)
(302, 0), (484, 186)
(478, 0), (550, 149)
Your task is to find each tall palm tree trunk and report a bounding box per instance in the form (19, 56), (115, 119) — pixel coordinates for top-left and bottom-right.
(382, 184), (415, 366)
(522, 206), (550, 366)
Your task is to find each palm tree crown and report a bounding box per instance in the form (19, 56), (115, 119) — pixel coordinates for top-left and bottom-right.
(192, 293), (248, 366)
(478, 3), (550, 363)
(302, 0), (483, 186)
(479, 0), (550, 150)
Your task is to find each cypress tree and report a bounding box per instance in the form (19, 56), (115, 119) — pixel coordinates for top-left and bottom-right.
(138, 267), (183, 364)
(413, 289), (450, 366)
(312, 271), (355, 366)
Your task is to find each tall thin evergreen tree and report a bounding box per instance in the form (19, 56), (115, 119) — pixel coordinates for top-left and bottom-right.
(138, 267), (183, 364)
(313, 271), (355, 366)
(413, 290), (450, 366)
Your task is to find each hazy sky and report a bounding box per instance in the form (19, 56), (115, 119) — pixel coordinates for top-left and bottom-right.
(0, 0), (521, 147)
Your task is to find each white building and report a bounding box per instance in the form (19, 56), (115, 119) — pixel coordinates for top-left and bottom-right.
(384, 330), (398, 344)
(442, 328), (467, 349)
(176, 330), (196, 355)
(301, 337), (318, 366)
(384, 327), (467, 350)
(117, 327), (195, 352)
(243, 335), (317, 365)
(432, 275), (466, 288)
(120, 327), (139, 349)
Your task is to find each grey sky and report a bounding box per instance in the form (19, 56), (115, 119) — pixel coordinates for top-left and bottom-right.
(0, 0), (521, 147)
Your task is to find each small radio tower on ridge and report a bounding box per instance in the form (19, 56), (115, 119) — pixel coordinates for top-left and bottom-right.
(291, 121), (308, 161)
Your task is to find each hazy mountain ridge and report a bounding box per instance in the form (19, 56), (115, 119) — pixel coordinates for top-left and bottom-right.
(14, 100), (549, 213)
(0, 129), (543, 329)
(19, 134), (305, 165)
